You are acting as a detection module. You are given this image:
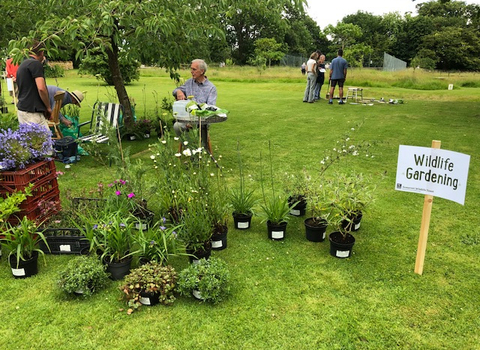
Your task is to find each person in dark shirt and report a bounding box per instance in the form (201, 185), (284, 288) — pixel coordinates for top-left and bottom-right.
(16, 39), (51, 128)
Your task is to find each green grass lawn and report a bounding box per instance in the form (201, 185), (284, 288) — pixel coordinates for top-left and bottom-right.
(1, 67), (479, 349)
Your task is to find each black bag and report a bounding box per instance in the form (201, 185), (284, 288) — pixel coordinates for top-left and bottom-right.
(54, 136), (78, 161)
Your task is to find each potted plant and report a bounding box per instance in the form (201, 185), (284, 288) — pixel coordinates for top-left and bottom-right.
(178, 199), (213, 263)
(326, 172), (376, 258)
(79, 212), (137, 280)
(120, 262), (177, 314)
(57, 255), (110, 296)
(177, 257), (230, 304)
(284, 170), (309, 217)
(259, 142), (297, 240)
(1, 216), (49, 278)
(208, 170), (230, 250)
(229, 143), (257, 230)
(132, 219), (185, 265)
(303, 181), (332, 242)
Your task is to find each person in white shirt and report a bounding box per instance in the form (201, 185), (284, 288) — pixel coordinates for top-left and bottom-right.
(303, 52), (318, 103)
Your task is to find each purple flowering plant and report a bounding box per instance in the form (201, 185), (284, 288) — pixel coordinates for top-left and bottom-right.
(132, 218), (186, 265)
(0, 124), (53, 171)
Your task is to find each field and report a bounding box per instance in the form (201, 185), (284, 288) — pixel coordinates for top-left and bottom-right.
(1, 66), (479, 349)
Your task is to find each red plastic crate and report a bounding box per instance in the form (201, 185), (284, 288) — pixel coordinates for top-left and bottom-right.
(0, 171), (58, 199)
(7, 187), (61, 226)
(0, 159), (56, 189)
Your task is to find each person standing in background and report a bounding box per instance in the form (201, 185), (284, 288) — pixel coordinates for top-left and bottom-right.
(314, 54), (326, 101)
(328, 49), (348, 105)
(301, 62), (306, 75)
(16, 39), (52, 127)
(302, 52), (318, 103)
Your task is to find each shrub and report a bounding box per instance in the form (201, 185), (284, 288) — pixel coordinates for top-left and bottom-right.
(57, 256), (110, 296)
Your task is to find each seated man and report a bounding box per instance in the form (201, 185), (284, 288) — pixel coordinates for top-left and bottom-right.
(172, 59), (217, 150)
(47, 85), (84, 127)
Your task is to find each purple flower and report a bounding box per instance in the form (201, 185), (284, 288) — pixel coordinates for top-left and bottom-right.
(120, 223), (126, 227)
(160, 226), (166, 231)
(115, 190), (121, 196)
(162, 217), (167, 223)
(149, 240), (156, 246)
(119, 179), (126, 185)
(93, 224), (98, 229)
(127, 192), (135, 198)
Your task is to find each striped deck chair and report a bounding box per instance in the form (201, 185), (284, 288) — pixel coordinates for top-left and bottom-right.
(78, 102), (124, 143)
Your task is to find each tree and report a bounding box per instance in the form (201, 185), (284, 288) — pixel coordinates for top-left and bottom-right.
(324, 23), (362, 50)
(9, 0), (227, 125)
(252, 38), (286, 67)
(223, 0), (307, 64)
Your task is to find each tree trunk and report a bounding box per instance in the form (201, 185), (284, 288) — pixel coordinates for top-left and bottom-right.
(106, 42), (133, 128)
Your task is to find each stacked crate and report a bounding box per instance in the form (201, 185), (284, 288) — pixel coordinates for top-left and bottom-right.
(0, 159), (61, 225)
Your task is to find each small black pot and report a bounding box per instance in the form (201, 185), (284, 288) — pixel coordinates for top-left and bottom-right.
(329, 231), (355, 259)
(304, 217), (328, 242)
(9, 251), (39, 279)
(211, 225), (228, 250)
(288, 195), (307, 217)
(187, 241), (212, 264)
(341, 212), (363, 232)
(232, 212), (253, 230)
(139, 291), (160, 306)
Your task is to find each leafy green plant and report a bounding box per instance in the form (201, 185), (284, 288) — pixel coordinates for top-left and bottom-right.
(178, 198), (213, 251)
(1, 216), (49, 268)
(259, 141), (296, 224)
(57, 256), (110, 296)
(177, 257), (230, 304)
(324, 171), (376, 238)
(78, 212), (137, 263)
(0, 185), (32, 228)
(133, 219), (185, 265)
(120, 262), (177, 314)
(229, 143), (257, 215)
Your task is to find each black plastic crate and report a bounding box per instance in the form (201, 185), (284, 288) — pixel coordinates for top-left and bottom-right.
(39, 228), (89, 255)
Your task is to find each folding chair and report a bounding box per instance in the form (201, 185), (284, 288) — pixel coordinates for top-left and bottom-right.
(77, 101), (124, 143)
(48, 91), (66, 139)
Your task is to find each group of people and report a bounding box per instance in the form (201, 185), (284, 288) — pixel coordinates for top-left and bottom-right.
(5, 40), (84, 131)
(302, 49), (348, 104)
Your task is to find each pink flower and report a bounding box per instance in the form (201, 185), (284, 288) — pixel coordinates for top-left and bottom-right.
(127, 193), (135, 198)
(108, 183), (113, 187)
(119, 179), (126, 185)
(115, 190), (121, 196)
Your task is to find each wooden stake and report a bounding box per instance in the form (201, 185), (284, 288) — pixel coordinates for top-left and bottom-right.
(414, 140), (441, 275)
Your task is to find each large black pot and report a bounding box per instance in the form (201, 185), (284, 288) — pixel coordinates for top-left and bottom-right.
(267, 221), (287, 240)
(329, 231), (356, 259)
(304, 217), (328, 242)
(9, 251), (39, 279)
(106, 255), (133, 280)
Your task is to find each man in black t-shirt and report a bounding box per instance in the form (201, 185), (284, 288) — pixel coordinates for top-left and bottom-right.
(16, 39), (52, 128)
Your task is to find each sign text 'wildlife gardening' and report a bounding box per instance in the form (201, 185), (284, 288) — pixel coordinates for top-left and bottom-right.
(395, 145), (470, 205)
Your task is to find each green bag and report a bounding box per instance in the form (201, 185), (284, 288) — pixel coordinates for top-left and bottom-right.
(59, 115), (82, 138)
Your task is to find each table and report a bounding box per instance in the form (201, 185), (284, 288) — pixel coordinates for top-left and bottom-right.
(346, 87), (364, 103)
(174, 112), (227, 155)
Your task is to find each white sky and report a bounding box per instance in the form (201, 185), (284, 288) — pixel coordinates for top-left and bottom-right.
(307, 0), (480, 29)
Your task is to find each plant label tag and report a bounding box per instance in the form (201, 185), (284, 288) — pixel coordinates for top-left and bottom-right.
(355, 223), (361, 230)
(322, 232), (326, 240)
(140, 297), (151, 305)
(135, 223), (147, 230)
(290, 209), (300, 216)
(336, 250), (350, 258)
(272, 231), (284, 239)
(193, 290), (204, 300)
(12, 268), (26, 277)
(212, 240), (223, 249)
(60, 245), (72, 252)
(237, 222), (249, 229)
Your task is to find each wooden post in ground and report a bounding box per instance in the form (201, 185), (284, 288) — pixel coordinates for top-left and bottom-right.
(414, 140), (441, 275)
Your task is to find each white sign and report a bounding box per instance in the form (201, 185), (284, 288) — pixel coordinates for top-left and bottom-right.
(395, 145), (470, 205)
(6, 78), (14, 92)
